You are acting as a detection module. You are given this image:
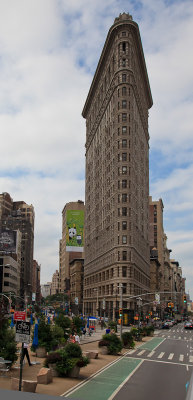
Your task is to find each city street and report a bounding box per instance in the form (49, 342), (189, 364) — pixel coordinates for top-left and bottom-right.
(64, 323), (193, 400)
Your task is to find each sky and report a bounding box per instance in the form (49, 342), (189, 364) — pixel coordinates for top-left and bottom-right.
(0, 0), (193, 299)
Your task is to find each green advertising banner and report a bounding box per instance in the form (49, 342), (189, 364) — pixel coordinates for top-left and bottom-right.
(66, 210), (84, 252)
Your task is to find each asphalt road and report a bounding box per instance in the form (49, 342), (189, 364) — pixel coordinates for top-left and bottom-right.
(114, 323), (193, 400)
(64, 323), (193, 400)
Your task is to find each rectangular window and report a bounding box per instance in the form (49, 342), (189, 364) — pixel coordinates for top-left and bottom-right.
(122, 221), (127, 230)
(122, 126), (127, 134)
(122, 74), (126, 82)
(122, 193), (127, 202)
(122, 100), (127, 108)
(122, 207), (127, 216)
(122, 87), (126, 96)
(122, 153), (127, 161)
(122, 113), (127, 121)
(122, 251), (127, 260)
(122, 139), (127, 148)
(122, 266), (127, 277)
(122, 59), (126, 66)
(123, 283), (127, 294)
(122, 166), (127, 174)
(122, 235), (127, 244)
(122, 179), (127, 188)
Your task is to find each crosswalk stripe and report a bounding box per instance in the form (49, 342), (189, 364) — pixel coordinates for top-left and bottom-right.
(179, 337), (181, 339)
(138, 350), (146, 356)
(179, 355), (184, 362)
(168, 353), (174, 360)
(189, 356), (193, 363)
(147, 351), (155, 358)
(158, 352), (165, 359)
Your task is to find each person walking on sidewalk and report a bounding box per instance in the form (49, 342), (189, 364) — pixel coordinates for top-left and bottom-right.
(21, 343), (32, 366)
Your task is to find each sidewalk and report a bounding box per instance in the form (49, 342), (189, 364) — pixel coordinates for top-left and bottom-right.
(0, 328), (147, 396)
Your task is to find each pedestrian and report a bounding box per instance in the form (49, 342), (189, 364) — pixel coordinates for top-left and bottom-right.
(21, 343), (32, 366)
(69, 334), (76, 343)
(74, 333), (80, 344)
(82, 327), (86, 337)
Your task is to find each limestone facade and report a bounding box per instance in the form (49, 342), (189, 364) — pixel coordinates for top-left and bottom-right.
(82, 13), (153, 319)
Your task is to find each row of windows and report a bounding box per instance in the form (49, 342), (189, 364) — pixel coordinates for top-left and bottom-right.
(118, 126), (130, 135)
(84, 282), (129, 298)
(118, 153), (130, 162)
(118, 179), (129, 189)
(118, 113), (130, 122)
(118, 166), (131, 175)
(118, 100), (130, 109)
(118, 207), (128, 216)
(117, 86), (130, 97)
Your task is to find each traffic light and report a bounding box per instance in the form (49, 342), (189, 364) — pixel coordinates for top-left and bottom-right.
(183, 295), (187, 303)
(119, 308), (123, 317)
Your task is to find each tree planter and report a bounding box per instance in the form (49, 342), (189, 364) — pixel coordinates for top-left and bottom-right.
(36, 347), (47, 358)
(68, 365), (80, 378)
(100, 346), (108, 355)
(48, 363), (60, 377)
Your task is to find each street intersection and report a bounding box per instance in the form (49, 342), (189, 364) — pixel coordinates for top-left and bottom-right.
(63, 323), (193, 400)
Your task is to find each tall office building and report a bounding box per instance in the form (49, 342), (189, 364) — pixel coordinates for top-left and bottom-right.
(0, 192), (34, 299)
(82, 13), (153, 320)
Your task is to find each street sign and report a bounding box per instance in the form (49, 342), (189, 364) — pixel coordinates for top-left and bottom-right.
(14, 311), (26, 321)
(155, 293), (160, 304)
(75, 297), (78, 305)
(15, 321), (31, 343)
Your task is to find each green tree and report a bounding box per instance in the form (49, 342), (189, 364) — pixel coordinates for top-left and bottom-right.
(55, 314), (72, 339)
(0, 300), (18, 364)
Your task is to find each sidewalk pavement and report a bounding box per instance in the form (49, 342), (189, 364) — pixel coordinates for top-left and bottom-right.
(0, 327), (147, 397)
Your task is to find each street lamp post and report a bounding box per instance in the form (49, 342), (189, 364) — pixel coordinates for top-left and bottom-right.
(94, 288), (99, 318)
(137, 297), (142, 328)
(117, 284), (123, 340)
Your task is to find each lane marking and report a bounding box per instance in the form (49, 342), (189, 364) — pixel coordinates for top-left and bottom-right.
(137, 350), (146, 356)
(168, 353), (174, 360)
(189, 356), (193, 363)
(108, 360), (144, 400)
(127, 356), (193, 367)
(179, 355), (184, 362)
(147, 351), (155, 358)
(158, 352), (165, 359)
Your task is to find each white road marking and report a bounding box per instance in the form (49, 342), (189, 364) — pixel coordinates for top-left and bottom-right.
(179, 337), (181, 339)
(108, 360), (144, 400)
(158, 352), (165, 359)
(179, 355), (184, 362)
(168, 353), (174, 360)
(147, 351), (155, 358)
(189, 356), (193, 363)
(137, 350), (146, 356)
(168, 336), (170, 338)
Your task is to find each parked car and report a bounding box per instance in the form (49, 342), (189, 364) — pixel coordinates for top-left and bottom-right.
(162, 322), (170, 329)
(165, 320), (174, 327)
(184, 321), (193, 329)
